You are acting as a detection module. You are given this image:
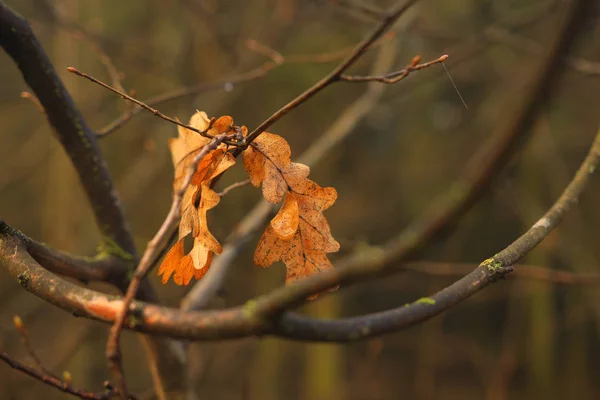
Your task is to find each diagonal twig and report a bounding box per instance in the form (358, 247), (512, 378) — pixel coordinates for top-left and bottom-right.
(105, 129), (237, 398)
(241, 0), (423, 147)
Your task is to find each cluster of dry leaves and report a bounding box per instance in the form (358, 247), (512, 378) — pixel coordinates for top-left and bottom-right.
(158, 111), (339, 291)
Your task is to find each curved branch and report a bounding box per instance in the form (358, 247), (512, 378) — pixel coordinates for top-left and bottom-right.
(2, 120), (599, 342)
(272, 126), (600, 341)
(0, 2), (186, 391)
(244, 0), (593, 317)
(0, 2), (136, 258)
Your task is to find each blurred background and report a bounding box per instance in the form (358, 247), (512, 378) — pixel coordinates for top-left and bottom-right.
(1, 0), (600, 399)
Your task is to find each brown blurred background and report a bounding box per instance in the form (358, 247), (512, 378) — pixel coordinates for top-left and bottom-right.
(1, 0), (600, 399)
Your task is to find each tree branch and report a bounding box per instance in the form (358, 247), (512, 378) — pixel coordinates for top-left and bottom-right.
(0, 2), (186, 393)
(241, 0), (593, 317)
(106, 128), (241, 398)
(0, 1), (136, 258)
(242, 0), (422, 146)
(339, 54), (448, 83)
(403, 261), (600, 285)
(2, 120), (599, 344)
(0, 352), (130, 400)
(273, 125), (600, 341)
(181, 35), (400, 312)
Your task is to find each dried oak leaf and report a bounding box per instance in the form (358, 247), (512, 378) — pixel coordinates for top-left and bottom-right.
(158, 111), (235, 285)
(243, 132), (340, 291)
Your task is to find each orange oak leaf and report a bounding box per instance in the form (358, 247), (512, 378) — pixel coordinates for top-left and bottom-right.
(243, 132), (339, 293)
(157, 240), (208, 285)
(158, 111), (235, 285)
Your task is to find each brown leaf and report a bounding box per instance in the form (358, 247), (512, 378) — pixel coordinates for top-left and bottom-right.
(158, 239), (185, 284)
(244, 130), (340, 295)
(270, 192), (299, 240)
(242, 132), (294, 204)
(242, 145), (265, 187)
(160, 112), (236, 285)
(254, 219), (336, 285)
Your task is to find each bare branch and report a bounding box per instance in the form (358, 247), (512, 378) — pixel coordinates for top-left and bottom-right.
(106, 128), (239, 398)
(241, 0), (594, 317)
(0, 352), (112, 400)
(0, 1), (136, 258)
(95, 31), (395, 138)
(404, 261), (600, 285)
(67, 67), (240, 147)
(242, 0), (422, 146)
(271, 124), (600, 341)
(3, 120), (599, 346)
(12, 316), (52, 377)
(217, 179), (251, 197)
(0, 2), (187, 392)
(181, 36), (400, 312)
(1, 317), (133, 399)
(339, 54), (448, 83)
(96, 63), (275, 137)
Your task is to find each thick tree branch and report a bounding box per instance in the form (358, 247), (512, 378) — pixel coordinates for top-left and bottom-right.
(0, 223), (118, 283)
(0, 1), (136, 258)
(0, 2), (186, 393)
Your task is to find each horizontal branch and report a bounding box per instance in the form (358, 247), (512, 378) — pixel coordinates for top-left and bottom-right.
(0, 352), (125, 400)
(2, 119), (598, 343)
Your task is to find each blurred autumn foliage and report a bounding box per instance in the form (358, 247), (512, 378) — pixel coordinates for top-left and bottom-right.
(1, 0), (600, 399)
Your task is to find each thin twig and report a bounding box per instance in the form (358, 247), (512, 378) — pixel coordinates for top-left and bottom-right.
(327, 0), (385, 21)
(242, 0), (422, 146)
(20, 91), (44, 113)
(0, 352), (121, 400)
(217, 179), (251, 197)
(106, 130), (235, 398)
(96, 63), (274, 137)
(339, 54), (448, 83)
(71, 30), (126, 93)
(12, 315), (55, 377)
(246, 39), (284, 64)
(96, 33), (395, 138)
(66, 67), (240, 147)
(241, 0), (593, 319)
